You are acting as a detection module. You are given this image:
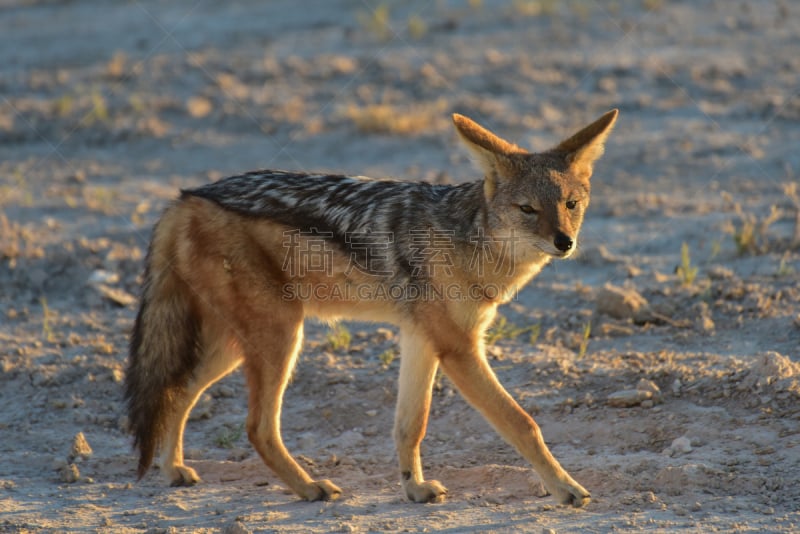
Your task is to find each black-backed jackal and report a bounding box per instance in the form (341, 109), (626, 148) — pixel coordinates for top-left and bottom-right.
(126, 109), (618, 505)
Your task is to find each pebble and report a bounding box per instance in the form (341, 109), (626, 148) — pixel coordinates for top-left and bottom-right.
(94, 284), (137, 307)
(59, 463), (81, 483)
(222, 522), (252, 534)
(596, 284), (654, 323)
(607, 389), (653, 407)
(88, 269), (120, 285)
(670, 436), (693, 455)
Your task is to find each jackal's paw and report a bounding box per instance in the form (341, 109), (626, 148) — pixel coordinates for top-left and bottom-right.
(301, 479), (342, 501)
(405, 480), (448, 503)
(168, 465), (201, 487)
(547, 478), (590, 508)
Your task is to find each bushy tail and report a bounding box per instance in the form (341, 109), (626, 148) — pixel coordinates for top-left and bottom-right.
(125, 219), (199, 479)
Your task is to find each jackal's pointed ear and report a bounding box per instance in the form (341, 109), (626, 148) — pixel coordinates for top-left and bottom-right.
(552, 109), (618, 181)
(453, 114), (525, 199)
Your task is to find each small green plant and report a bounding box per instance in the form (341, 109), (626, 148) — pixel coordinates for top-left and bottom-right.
(342, 98), (448, 136)
(527, 323), (541, 345)
(357, 3), (392, 41)
(54, 94), (74, 117)
(378, 348), (397, 368)
(40, 297), (56, 343)
(327, 324), (352, 351)
(708, 239), (722, 262)
(407, 14), (427, 39)
(643, 0), (664, 11)
(87, 90), (109, 124)
(676, 242), (698, 286)
(728, 205), (782, 255)
(512, 0), (557, 16)
(777, 253), (795, 277)
(784, 182), (800, 248)
(577, 321), (591, 359)
(486, 315), (540, 345)
(215, 423), (244, 449)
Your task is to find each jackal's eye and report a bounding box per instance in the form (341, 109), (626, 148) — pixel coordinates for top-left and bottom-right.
(565, 200), (578, 210)
(519, 204), (537, 214)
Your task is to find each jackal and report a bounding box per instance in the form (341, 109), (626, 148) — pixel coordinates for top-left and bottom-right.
(125, 109), (618, 506)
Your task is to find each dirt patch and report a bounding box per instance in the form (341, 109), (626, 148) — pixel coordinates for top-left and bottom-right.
(1, 0), (799, 532)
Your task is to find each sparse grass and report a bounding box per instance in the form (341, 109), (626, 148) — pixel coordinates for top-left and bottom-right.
(777, 253), (795, 277)
(722, 187), (798, 255)
(0, 214), (43, 264)
(215, 423), (244, 449)
(643, 0), (664, 11)
(327, 324), (352, 351)
(729, 205), (782, 255)
(83, 186), (118, 214)
(708, 239), (722, 262)
(54, 94), (74, 117)
(40, 297), (57, 343)
(378, 348), (397, 369)
(342, 99), (448, 136)
(577, 321), (591, 359)
(512, 0), (557, 17)
(357, 3), (392, 42)
(784, 182), (800, 247)
(407, 14), (427, 40)
(486, 315), (541, 346)
(676, 242), (698, 286)
(86, 89), (109, 124)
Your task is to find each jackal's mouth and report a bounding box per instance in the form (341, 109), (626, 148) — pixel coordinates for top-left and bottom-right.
(531, 239), (576, 259)
(547, 248), (574, 259)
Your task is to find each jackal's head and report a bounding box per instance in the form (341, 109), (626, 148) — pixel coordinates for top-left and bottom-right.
(453, 109), (618, 260)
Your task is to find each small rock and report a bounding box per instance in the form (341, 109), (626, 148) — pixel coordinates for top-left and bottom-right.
(70, 432), (93, 461)
(213, 384), (236, 398)
(636, 379), (663, 403)
(670, 436), (693, 455)
(222, 522), (251, 534)
(60, 463), (81, 483)
(375, 327), (394, 341)
(596, 284), (654, 323)
(88, 270), (120, 285)
(607, 389), (653, 408)
(187, 96), (213, 119)
(636, 378), (659, 394)
(95, 284), (137, 307)
(707, 266), (734, 280)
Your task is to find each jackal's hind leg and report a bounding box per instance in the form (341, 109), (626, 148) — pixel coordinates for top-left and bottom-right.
(394, 331), (447, 503)
(158, 335), (242, 486)
(244, 321), (341, 501)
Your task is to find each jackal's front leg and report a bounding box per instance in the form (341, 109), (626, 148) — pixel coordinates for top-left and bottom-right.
(437, 344), (590, 507)
(394, 332), (447, 503)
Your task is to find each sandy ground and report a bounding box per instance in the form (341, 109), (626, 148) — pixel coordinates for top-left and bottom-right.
(1, 0), (800, 532)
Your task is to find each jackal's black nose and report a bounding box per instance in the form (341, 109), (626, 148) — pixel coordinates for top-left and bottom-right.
(554, 232), (574, 252)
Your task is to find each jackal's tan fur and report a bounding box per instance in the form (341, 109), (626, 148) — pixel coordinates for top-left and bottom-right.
(126, 109), (618, 505)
